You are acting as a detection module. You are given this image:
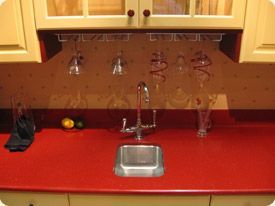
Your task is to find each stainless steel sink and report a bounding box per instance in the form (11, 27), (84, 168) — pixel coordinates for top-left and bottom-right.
(114, 144), (164, 177)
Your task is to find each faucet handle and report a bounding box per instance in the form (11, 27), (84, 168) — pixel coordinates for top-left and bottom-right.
(152, 110), (157, 127)
(121, 118), (127, 131)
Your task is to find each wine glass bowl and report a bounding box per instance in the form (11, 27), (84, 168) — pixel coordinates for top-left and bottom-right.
(68, 51), (84, 75)
(111, 51), (128, 76)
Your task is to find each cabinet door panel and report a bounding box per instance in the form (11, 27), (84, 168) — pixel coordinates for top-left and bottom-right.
(240, 0), (275, 62)
(139, 0), (246, 29)
(0, 0), (41, 62)
(0, 0), (25, 48)
(46, 0), (83, 16)
(153, 0), (190, 15)
(88, 0), (125, 15)
(256, 4), (275, 46)
(34, 0), (138, 29)
(0, 192), (69, 206)
(46, 0), (126, 16)
(70, 195), (210, 206)
(211, 195), (275, 206)
(195, 0), (233, 15)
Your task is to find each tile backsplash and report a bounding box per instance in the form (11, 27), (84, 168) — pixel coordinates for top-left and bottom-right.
(0, 34), (275, 110)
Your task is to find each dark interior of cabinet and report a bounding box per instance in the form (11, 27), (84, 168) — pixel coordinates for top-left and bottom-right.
(220, 32), (242, 62)
(38, 33), (62, 62)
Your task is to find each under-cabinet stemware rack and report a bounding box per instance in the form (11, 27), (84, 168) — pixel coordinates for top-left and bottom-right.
(57, 33), (131, 42)
(56, 33), (225, 42)
(148, 33), (224, 42)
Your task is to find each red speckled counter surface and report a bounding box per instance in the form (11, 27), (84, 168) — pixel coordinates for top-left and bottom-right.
(0, 126), (275, 195)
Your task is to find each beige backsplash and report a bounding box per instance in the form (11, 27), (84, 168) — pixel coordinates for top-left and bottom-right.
(0, 34), (275, 110)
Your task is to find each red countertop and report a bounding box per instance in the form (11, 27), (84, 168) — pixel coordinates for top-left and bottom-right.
(0, 126), (275, 195)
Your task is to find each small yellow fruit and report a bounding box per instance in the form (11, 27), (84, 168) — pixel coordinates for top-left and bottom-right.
(61, 117), (74, 129)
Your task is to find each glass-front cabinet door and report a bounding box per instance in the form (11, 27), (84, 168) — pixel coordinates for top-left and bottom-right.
(139, 0), (247, 29)
(34, 0), (138, 29)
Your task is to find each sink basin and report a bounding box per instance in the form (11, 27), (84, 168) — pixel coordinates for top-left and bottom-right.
(114, 144), (164, 177)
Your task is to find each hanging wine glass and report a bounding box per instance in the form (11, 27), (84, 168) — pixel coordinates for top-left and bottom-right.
(150, 51), (168, 82)
(191, 50), (212, 86)
(68, 39), (84, 75)
(111, 50), (128, 75)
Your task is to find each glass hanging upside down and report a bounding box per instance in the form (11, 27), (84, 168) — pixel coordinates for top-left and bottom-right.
(150, 51), (168, 83)
(112, 50), (128, 75)
(68, 40), (84, 75)
(68, 51), (84, 75)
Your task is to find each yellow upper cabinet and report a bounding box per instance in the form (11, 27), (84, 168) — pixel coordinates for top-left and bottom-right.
(240, 0), (275, 63)
(33, 0), (139, 29)
(33, 0), (246, 30)
(139, 0), (246, 29)
(0, 0), (41, 62)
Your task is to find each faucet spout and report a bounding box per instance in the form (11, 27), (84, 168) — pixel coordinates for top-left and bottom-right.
(138, 81), (150, 102)
(137, 81), (150, 127)
(120, 81), (157, 140)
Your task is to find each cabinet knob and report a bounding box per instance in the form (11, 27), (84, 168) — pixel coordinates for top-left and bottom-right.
(127, 9), (135, 17)
(143, 9), (151, 17)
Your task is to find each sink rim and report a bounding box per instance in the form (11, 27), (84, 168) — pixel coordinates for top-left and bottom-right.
(114, 144), (165, 177)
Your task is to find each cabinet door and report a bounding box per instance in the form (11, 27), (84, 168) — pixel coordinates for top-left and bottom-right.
(139, 0), (246, 29)
(33, 0), (138, 29)
(0, 0), (41, 62)
(240, 0), (275, 63)
(0, 192), (69, 206)
(211, 195), (275, 206)
(70, 195), (210, 206)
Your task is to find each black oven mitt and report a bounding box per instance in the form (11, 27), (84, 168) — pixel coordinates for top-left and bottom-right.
(4, 115), (35, 152)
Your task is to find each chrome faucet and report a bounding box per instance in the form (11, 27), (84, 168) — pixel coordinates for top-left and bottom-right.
(121, 81), (157, 140)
